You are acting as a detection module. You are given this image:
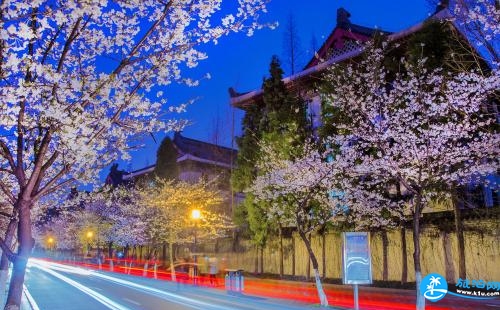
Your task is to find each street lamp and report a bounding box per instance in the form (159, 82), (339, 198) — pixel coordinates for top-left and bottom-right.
(86, 230), (93, 257)
(191, 209), (201, 284)
(47, 236), (55, 258)
(47, 236), (54, 251)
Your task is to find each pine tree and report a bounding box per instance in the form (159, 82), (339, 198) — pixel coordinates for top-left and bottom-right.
(232, 56), (310, 274)
(154, 136), (179, 181)
(261, 56), (309, 156)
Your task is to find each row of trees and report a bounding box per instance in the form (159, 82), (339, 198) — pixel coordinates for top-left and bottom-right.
(0, 1), (272, 309)
(233, 1), (499, 309)
(37, 178), (232, 281)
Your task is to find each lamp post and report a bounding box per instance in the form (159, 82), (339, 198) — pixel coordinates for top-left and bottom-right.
(191, 209), (201, 284)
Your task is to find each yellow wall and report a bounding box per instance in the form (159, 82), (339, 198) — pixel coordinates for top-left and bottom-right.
(218, 219), (500, 283)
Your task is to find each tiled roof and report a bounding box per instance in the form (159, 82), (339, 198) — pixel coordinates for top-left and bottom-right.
(173, 132), (237, 166)
(230, 8), (453, 109)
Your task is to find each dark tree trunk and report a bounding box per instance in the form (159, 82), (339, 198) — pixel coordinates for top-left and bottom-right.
(107, 242), (113, 258)
(254, 245), (258, 274)
(162, 242), (167, 266)
(232, 230), (238, 252)
(259, 246), (264, 274)
(306, 233), (311, 281)
(413, 194), (425, 310)
(452, 188), (467, 279)
(5, 200), (34, 310)
(322, 233), (326, 279)
(279, 226), (283, 278)
(292, 235), (295, 277)
(401, 226), (408, 284)
(297, 228), (328, 306)
(442, 231), (455, 281)
(381, 230), (389, 281)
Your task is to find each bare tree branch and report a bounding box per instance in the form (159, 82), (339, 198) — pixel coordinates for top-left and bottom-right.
(32, 166), (72, 201)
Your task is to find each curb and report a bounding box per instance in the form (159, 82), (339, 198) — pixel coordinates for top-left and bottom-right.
(22, 285), (39, 310)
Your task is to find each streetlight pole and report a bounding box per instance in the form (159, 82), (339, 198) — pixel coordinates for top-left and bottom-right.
(47, 237), (54, 258)
(191, 209), (201, 285)
(86, 231), (93, 257)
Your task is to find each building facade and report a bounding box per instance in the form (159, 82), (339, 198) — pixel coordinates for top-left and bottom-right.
(229, 6), (499, 208)
(105, 132), (239, 214)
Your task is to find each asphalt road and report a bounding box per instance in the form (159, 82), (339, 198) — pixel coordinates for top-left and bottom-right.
(24, 259), (317, 310)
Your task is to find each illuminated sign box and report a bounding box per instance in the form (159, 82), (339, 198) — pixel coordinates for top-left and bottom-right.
(342, 232), (372, 285)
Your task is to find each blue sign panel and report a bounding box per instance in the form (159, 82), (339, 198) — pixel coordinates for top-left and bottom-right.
(342, 232), (372, 285)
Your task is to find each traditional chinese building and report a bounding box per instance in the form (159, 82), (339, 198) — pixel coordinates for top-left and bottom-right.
(230, 7), (393, 133)
(229, 5), (498, 208)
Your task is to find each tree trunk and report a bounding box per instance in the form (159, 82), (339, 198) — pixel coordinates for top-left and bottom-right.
(292, 235), (295, 277)
(452, 188), (467, 279)
(5, 200), (34, 310)
(162, 242), (167, 266)
(254, 245), (258, 274)
(401, 226), (408, 284)
(0, 219), (17, 307)
(413, 194), (425, 310)
(322, 233), (326, 279)
(297, 229), (328, 307)
(169, 242), (176, 281)
(306, 233), (311, 281)
(259, 246), (264, 274)
(442, 231), (455, 281)
(279, 226), (283, 278)
(143, 261), (149, 277)
(108, 242), (113, 259)
(381, 230), (389, 281)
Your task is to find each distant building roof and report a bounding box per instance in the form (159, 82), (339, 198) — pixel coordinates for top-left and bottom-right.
(229, 7), (453, 109)
(173, 132), (237, 166)
(107, 132), (237, 184)
(305, 7), (391, 69)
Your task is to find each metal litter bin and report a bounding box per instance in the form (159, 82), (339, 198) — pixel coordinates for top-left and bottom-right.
(225, 269), (244, 293)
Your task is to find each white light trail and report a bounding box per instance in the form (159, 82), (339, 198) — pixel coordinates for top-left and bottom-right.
(29, 260), (131, 310)
(29, 259), (234, 310)
(89, 272), (229, 310)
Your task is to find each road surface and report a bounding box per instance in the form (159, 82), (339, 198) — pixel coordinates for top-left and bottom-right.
(24, 259), (317, 310)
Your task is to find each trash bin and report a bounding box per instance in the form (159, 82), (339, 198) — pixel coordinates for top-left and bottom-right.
(225, 269), (244, 293)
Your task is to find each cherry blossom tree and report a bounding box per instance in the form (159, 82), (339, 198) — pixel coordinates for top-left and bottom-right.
(321, 42), (499, 310)
(139, 179), (231, 281)
(34, 186), (148, 258)
(0, 1), (271, 307)
(450, 0), (500, 68)
(251, 142), (334, 306)
(251, 140), (402, 307)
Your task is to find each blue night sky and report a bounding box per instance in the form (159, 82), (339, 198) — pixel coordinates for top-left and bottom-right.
(103, 0), (436, 182)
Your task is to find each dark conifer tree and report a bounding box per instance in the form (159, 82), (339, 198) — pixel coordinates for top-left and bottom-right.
(154, 136), (179, 181)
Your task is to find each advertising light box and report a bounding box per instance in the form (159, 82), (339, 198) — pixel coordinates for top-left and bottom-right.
(342, 232), (372, 285)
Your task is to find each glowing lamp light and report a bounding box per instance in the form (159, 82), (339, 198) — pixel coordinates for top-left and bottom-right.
(191, 209), (201, 220)
(86, 231), (94, 239)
